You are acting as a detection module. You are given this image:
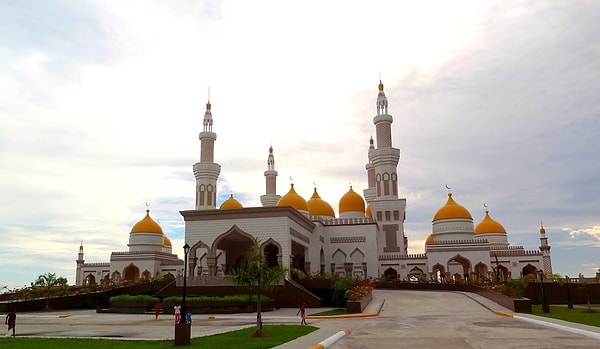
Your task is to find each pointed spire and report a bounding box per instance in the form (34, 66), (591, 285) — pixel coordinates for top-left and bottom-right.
(376, 78), (388, 115)
(203, 86), (213, 132)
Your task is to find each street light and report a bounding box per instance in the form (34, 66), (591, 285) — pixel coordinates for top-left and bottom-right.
(175, 243), (191, 346)
(539, 270), (550, 313)
(182, 243), (190, 323)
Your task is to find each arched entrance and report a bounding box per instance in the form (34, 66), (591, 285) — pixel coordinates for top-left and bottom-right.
(431, 263), (445, 282)
(384, 267), (398, 281)
(474, 262), (488, 279)
(261, 238), (282, 268)
(212, 226), (256, 274)
(522, 264), (537, 278)
(123, 264), (140, 282)
(448, 255), (471, 281)
(409, 266), (425, 282)
(84, 274), (96, 285)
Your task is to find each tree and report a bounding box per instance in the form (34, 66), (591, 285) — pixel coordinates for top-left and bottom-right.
(226, 239), (287, 336)
(34, 272), (68, 310)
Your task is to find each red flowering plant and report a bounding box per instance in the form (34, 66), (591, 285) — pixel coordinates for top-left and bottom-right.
(344, 278), (374, 301)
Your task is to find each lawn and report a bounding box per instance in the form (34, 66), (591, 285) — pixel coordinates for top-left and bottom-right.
(309, 308), (349, 316)
(0, 324), (317, 349)
(531, 305), (600, 327)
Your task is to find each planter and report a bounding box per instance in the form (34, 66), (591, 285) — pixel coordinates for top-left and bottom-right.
(346, 292), (372, 313)
(109, 301), (155, 314)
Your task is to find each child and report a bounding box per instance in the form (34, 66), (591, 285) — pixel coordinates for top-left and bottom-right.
(296, 302), (307, 325)
(173, 303), (182, 323)
(185, 310), (192, 324)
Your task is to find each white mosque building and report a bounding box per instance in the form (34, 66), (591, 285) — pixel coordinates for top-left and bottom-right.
(76, 81), (552, 286)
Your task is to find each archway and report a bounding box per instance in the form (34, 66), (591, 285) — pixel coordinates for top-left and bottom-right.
(84, 274), (96, 285)
(212, 226), (256, 274)
(431, 263), (445, 282)
(123, 263), (140, 282)
(409, 266), (425, 282)
(261, 238), (282, 268)
(497, 264), (509, 281)
(141, 270), (151, 281)
(474, 262), (488, 279)
(384, 267), (398, 281)
(522, 264), (537, 278)
(447, 255), (471, 281)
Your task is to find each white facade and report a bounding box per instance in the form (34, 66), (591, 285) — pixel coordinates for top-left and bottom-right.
(76, 81), (552, 286)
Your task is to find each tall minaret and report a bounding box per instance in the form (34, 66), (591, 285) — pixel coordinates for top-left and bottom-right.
(539, 223), (553, 274)
(193, 95), (221, 210)
(363, 137), (376, 203)
(76, 243), (84, 286)
(367, 80), (407, 255)
(260, 145), (281, 206)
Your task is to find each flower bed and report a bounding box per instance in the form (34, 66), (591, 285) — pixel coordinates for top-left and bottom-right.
(346, 291), (373, 313)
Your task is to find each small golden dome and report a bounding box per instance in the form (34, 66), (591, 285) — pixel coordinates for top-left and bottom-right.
(307, 188), (335, 217)
(220, 194), (243, 210)
(540, 223), (546, 234)
(339, 186), (365, 213)
(433, 193), (472, 221)
(206, 101), (211, 110)
(475, 211), (506, 234)
(365, 204), (372, 218)
(378, 80), (384, 91)
(163, 235), (172, 247)
(425, 235), (434, 244)
(131, 209), (163, 234)
(277, 184), (308, 211)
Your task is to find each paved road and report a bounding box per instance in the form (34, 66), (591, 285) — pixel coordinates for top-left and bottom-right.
(4, 289), (600, 348)
(327, 290), (600, 349)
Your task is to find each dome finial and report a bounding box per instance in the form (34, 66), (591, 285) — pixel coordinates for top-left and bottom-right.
(206, 85), (211, 110)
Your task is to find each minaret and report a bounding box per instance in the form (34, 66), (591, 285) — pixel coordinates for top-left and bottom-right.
(539, 222), (553, 274)
(193, 95), (221, 210)
(260, 145), (281, 206)
(366, 80), (407, 255)
(76, 243), (84, 286)
(363, 137), (376, 203)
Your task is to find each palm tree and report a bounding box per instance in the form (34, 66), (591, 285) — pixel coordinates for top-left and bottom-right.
(34, 272), (68, 310)
(226, 239), (287, 336)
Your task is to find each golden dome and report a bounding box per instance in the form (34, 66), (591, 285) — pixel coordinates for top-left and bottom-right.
(433, 193), (472, 221)
(475, 211), (506, 234)
(163, 235), (172, 247)
(131, 209), (163, 234)
(339, 186), (365, 214)
(365, 204), (372, 218)
(220, 194), (243, 210)
(307, 188), (335, 217)
(425, 234), (434, 244)
(277, 184), (308, 211)
(378, 80), (384, 91)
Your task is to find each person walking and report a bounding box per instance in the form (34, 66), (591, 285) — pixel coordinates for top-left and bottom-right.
(154, 302), (161, 320)
(297, 302), (307, 325)
(173, 302), (182, 323)
(5, 308), (16, 336)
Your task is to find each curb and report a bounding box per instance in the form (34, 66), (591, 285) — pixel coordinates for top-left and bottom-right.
(310, 328), (350, 349)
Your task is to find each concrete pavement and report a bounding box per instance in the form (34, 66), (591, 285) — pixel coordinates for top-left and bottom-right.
(3, 289), (600, 348)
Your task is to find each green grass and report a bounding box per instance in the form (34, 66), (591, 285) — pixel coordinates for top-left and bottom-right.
(0, 325), (317, 349)
(309, 308), (349, 316)
(531, 305), (600, 327)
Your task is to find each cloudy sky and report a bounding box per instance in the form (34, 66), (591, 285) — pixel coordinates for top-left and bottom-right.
(1, 0), (599, 290)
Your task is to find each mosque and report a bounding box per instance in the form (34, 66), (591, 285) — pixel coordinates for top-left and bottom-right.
(75, 81), (552, 287)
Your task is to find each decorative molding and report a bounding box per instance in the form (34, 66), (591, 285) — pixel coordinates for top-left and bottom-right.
(330, 236), (366, 243)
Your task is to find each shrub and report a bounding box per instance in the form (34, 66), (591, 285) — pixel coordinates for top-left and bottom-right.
(109, 294), (160, 303)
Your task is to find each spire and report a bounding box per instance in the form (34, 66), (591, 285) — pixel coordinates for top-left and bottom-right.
(376, 79), (388, 116)
(267, 145), (275, 171)
(261, 144), (280, 206)
(203, 85), (213, 132)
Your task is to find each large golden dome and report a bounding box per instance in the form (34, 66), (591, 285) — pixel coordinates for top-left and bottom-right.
(220, 194), (243, 210)
(475, 211), (506, 234)
(277, 184), (308, 211)
(339, 186), (365, 214)
(433, 193), (472, 221)
(365, 204), (372, 218)
(131, 209), (163, 234)
(307, 188), (335, 217)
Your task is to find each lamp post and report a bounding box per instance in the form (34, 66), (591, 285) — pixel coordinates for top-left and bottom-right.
(182, 243), (190, 322)
(174, 243), (191, 346)
(539, 270), (550, 313)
